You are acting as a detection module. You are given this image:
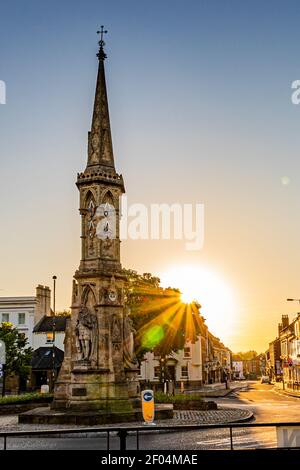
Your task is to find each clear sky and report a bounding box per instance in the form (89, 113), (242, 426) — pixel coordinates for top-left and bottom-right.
(1, 0), (300, 352)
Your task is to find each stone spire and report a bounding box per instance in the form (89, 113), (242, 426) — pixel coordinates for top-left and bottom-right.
(87, 28), (115, 169)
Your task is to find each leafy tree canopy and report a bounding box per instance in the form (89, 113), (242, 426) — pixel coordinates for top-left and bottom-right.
(232, 350), (258, 361)
(122, 269), (205, 361)
(56, 310), (71, 317)
(0, 322), (33, 378)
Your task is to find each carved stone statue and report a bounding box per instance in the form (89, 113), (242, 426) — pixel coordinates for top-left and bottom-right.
(75, 306), (98, 361)
(123, 308), (138, 369)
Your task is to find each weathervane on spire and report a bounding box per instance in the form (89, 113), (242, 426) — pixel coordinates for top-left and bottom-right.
(97, 26), (108, 60)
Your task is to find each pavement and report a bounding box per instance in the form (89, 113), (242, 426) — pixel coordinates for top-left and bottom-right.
(0, 381), (252, 433)
(272, 381), (300, 399)
(187, 380), (249, 397)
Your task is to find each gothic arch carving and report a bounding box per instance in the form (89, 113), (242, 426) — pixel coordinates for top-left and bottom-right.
(81, 284), (97, 309)
(101, 189), (115, 206)
(84, 189), (97, 209)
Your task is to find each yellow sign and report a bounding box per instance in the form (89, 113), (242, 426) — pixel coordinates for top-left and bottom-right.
(141, 389), (155, 424)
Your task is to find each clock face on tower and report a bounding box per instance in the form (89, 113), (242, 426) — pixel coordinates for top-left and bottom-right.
(108, 290), (117, 302)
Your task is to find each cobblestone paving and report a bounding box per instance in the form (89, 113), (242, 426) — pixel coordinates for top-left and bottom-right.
(173, 408), (252, 424)
(0, 408), (252, 433)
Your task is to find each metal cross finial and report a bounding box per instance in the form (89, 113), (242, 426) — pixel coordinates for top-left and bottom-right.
(97, 26), (107, 48)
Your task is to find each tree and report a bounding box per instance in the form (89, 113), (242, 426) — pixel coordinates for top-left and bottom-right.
(122, 268), (205, 363)
(56, 310), (71, 317)
(0, 322), (33, 380)
(232, 350), (258, 361)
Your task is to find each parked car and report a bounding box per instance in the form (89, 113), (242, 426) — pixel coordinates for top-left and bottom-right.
(261, 376), (270, 384)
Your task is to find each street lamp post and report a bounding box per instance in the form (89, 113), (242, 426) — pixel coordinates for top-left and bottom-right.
(160, 357), (166, 393)
(52, 275), (57, 391)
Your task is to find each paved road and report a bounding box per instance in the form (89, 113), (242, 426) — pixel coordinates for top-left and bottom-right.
(2, 382), (300, 450)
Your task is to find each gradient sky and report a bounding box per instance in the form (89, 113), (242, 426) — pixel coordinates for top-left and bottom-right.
(1, 0), (300, 352)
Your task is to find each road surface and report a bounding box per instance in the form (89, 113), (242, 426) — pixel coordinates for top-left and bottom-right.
(2, 382), (300, 450)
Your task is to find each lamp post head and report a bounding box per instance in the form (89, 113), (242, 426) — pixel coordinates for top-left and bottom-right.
(287, 298), (300, 304)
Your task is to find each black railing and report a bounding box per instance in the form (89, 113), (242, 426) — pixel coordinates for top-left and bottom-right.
(1, 421), (300, 450)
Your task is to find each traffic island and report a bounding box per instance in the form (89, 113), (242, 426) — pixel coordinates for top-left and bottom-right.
(18, 404), (173, 425)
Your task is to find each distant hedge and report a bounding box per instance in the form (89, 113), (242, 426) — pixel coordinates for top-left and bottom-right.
(0, 392), (53, 405)
(154, 392), (204, 403)
(154, 391), (217, 410)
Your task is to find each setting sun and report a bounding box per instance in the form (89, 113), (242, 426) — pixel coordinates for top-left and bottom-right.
(159, 265), (237, 344)
(180, 290), (197, 304)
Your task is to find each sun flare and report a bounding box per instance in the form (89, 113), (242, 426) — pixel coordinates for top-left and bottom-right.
(159, 265), (237, 342)
(180, 290), (197, 304)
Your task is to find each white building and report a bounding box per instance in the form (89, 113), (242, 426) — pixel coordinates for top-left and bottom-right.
(232, 361), (245, 380)
(0, 285), (68, 392)
(0, 296), (35, 346)
(0, 285), (52, 347)
(139, 340), (203, 388)
(33, 316), (66, 351)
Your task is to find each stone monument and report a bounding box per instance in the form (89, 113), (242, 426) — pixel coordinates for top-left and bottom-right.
(19, 30), (173, 424)
(51, 28), (140, 415)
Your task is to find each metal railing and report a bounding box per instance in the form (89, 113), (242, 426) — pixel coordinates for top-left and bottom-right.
(1, 421), (300, 450)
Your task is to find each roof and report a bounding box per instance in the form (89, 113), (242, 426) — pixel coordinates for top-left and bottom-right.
(0, 296), (37, 310)
(31, 346), (64, 370)
(33, 315), (67, 333)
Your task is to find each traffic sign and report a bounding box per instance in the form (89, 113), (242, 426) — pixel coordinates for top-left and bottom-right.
(141, 389), (155, 424)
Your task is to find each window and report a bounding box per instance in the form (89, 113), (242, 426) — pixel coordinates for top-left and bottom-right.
(46, 333), (54, 343)
(184, 347), (191, 358)
(154, 366), (160, 379)
(181, 365), (188, 378)
(18, 313), (26, 325)
(1, 313), (9, 323)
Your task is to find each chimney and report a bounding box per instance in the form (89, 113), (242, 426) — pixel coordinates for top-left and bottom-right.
(282, 314), (289, 329)
(44, 286), (51, 316)
(35, 285), (52, 325)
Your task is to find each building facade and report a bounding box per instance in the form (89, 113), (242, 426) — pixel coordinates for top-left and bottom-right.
(266, 313), (300, 390)
(232, 361), (244, 380)
(0, 285), (68, 393)
(139, 333), (231, 390)
(0, 285), (51, 348)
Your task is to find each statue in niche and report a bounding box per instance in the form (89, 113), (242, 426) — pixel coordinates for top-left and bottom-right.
(75, 306), (98, 361)
(123, 307), (138, 369)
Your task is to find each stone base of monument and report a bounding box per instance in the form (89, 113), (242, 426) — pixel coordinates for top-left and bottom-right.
(18, 404), (173, 425)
